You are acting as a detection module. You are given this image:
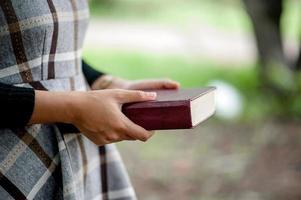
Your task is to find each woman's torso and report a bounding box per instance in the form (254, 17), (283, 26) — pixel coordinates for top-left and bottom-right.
(0, 2), (136, 200)
(0, 0), (89, 90)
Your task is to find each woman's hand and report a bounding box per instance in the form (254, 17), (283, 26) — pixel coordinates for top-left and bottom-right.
(30, 89), (157, 145)
(71, 89), (156, 145)
(92, 75), (180, 91)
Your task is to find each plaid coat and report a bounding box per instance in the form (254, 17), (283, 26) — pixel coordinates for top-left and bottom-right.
(0, 0), (136, 199)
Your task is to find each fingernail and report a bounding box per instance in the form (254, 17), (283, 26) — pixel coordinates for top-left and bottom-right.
(145, 92), (157, 98)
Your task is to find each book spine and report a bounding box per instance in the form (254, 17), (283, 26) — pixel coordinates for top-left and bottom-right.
(122, 101), (192, 130)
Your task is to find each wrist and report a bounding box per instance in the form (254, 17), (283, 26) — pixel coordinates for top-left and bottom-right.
(29, 90), (80, 124)
(66, 91), (86, 124)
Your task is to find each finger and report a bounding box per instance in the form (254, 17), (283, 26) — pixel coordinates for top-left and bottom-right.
(115, 90), (157, 104)
(130, 79), (180, 90)
(149, 131), (155, 137)
(121, 115), (153, 142)
(104, 132), (122, 143)
(161, 80), (180, 89)
(105, 132), (135, 144)
(123, 134), (137, 141)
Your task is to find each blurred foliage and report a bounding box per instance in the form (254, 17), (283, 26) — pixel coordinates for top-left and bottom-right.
(86, 0), (301, 120)
(83, 49), (301, 121)
(89, 0), (251, 32)
(89, 0), (301, 40)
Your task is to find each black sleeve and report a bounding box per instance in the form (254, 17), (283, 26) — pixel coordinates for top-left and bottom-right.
(82, 60), (105, 86)
(0, 82), (35, 128)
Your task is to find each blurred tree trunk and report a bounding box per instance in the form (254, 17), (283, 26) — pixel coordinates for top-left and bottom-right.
(243, 0), (296, 95)
(296, 48), (301, 70)
(243, 0), (301, 116)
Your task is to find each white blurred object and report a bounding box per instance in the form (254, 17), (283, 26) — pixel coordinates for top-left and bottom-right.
(208, 80), (243, 120)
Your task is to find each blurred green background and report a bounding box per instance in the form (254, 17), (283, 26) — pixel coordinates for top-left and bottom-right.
(83, 0), (301, 199)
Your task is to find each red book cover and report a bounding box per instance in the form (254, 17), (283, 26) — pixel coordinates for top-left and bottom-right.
(122, 87), (216, 130)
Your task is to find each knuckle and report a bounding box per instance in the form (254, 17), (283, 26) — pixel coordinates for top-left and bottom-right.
(106, 134), (119, 142)
(95, 140), (105, 146)
(114, 122), (126, 132)
(115, 91), (124, 100)
(103, 136), (111, 144)
(95, 137), (107, 146)
(111, 89), (122, 96)
(136, 91), (145, 98)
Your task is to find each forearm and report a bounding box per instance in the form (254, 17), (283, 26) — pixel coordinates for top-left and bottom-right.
(31, 59), (106, 124)
(29, 90), (76, 125)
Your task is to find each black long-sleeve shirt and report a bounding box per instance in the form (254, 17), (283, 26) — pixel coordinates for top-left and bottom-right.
(0, 60), (104, 128)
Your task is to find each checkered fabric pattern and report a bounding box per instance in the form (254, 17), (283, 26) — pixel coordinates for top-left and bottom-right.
(0, 0), (136, 199)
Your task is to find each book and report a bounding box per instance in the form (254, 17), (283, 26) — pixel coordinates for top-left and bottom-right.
(122, 87), (216, 130)
(57, 87), (216, 132)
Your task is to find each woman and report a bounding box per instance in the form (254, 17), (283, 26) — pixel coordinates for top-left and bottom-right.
(0, 0), (179, 199)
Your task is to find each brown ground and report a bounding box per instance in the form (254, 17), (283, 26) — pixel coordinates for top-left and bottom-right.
(117, 120), (301, 200)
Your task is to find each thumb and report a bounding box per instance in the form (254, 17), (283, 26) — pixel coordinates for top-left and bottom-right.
(115, 90), (157, 104)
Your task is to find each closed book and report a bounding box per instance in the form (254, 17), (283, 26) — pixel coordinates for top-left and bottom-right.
(122, 87), (216, 130)
(57, 87), (216, 132)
